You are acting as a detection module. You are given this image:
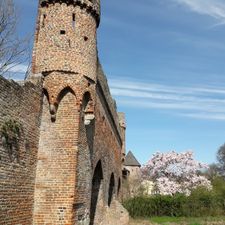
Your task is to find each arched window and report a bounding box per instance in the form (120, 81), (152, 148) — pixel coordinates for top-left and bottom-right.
(42, 14), (46, 27)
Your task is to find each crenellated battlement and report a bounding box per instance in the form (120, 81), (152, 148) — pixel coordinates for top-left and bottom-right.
(39, 0), (100, 26)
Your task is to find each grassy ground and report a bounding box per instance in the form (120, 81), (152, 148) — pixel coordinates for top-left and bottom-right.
(129, 217), (225, 225)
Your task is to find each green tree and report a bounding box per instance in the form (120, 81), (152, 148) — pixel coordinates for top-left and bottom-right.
(203, 163), (220, 181)
(217, 143), (225, 178)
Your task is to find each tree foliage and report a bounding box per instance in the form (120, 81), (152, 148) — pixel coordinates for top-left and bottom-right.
(203, 163), (220, 181)
(0, 0), (28, 76)
(217, 143), (225, 177)
(124, 187), (225, 218)
(142, 151), (212, 196)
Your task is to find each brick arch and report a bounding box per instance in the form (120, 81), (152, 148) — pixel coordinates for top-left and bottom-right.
(90, 160), (104, 225)
(108, 173), (115, 207)
(45, 86), (77, 122)
(56, 86), (76, 105)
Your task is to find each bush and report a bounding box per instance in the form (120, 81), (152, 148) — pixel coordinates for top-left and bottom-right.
(123, 195), (187, 218)
(123, 182), (225, 218)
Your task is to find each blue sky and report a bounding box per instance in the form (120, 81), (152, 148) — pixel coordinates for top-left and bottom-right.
(13, 0), (225, 165)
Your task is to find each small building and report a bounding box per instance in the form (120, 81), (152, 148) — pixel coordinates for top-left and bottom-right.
(124, 151), (141, 179)
(123, 151), (142, 197)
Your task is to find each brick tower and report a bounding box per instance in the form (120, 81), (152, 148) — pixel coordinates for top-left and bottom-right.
(32, 0), (100, 80)
(32, 0), (100, 224)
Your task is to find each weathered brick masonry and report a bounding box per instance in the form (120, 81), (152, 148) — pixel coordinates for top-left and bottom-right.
(0, 0), (128, 224)
(0, 77), (43, 225)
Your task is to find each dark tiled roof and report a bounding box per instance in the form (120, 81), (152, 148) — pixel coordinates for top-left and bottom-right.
(124, 151), (141, 167)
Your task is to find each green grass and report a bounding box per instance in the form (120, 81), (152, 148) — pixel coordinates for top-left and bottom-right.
(148, 216), (225, 225)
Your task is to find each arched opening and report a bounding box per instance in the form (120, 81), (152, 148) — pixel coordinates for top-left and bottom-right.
(90, 161), (103, 225)
(108, 173), (115, 207)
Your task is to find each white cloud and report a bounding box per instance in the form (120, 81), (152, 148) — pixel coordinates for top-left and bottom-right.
(111, 88), (225, 105)
(8, 64), (28, 73)
(172, 0), (225, 22)
(110, 78), (225, 95)
(109, 78), (225, 121)
(180, 112), (225, 121)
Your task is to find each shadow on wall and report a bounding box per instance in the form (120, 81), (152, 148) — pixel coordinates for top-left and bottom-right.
(108, 173), (115, 207)
(83, 92), (95, 160)
(90, 160), (103, 225)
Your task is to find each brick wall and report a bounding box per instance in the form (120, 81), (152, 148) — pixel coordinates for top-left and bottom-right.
(0, 76), (42, 225)
(87, 65), (125, 225)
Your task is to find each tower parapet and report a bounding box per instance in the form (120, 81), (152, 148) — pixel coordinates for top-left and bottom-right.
(39, 0), (100, 26)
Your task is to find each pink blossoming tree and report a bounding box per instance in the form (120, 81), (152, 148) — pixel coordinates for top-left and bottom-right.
(142, 151), (212, 196)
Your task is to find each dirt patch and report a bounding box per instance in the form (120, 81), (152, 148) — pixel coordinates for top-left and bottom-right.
(129, 219), (155, 225)
(129, 218), (225, 225)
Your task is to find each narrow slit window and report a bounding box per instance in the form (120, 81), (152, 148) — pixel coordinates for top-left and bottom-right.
(42, 14), (46, 27)
(72, 14), (76, 29)
(60, 30), (66, 35)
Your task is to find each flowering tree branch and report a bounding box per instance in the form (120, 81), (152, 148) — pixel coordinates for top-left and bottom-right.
(142, 151), (212, 196)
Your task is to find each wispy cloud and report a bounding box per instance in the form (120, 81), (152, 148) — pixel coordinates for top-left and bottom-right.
(179, 112), (225, 120)
(8, 64), (28, 73)
(172, 0), (225, 23)
(1, 63), (28, 80)
(109, 78), (225, 121)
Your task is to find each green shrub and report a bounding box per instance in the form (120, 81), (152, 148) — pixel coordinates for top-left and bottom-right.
(123, 182), (225, 218)
(123, 195), (187, 218)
